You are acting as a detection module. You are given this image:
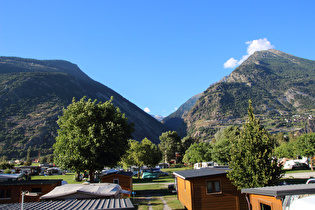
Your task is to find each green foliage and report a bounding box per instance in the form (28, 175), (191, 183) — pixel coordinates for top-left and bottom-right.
(53, 96), (134, 181)
(122, 138), (162, 169)
(296, 133), (315, 169)
(212, 126), (240, 165)
(274, 141), (297, 159)
(159, 131), (182, 163)
(183, 142), (212, 164)
(39, 156), (48, 164)
(227, 100), (283, 190)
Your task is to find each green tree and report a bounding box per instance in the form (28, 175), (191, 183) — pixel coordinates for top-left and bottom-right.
(212, 126), (240, 165)
(121, 138), (162, 178)
(54, 97), (134, 182)
(227, 100), (283, 190)
(183, 142), (212, 166)
(24, 147), (32, 166)
(274, 141), (297, 159)
(296, 132), (315, 171)
(159, 131), (182, 163)
(181, 136), (199, 152)
(140, 138), (162, 168)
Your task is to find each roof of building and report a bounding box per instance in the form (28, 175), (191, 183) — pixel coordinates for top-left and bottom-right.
(0, 179), (62, 186)
(173, 167), (229, 180)
(100, 171), (133, 177)
(0, 198), (134, 210)
(40, 183), (122, 200)
(241, 184), (315, 197)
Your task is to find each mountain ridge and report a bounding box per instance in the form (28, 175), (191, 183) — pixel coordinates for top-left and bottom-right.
(0, 57), (169, 158)
(164, 49), (315, 140)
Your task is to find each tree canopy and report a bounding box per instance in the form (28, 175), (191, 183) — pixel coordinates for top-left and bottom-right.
(121, 138), (162, 177)
(212, 126), (240, 165)
(296, 132), (315, 170)
(227, 100), (283, 190)
(159, 131), (182, 163)
(183, 142), (212, 165)
(53, 96), (134, 182)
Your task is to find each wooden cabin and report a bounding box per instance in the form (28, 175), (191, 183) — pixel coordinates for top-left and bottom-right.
(0, 179), (62, 204)
(173, 168), (247, 210)
(100, 171), (133, 197)
(241, 184), (315, 210)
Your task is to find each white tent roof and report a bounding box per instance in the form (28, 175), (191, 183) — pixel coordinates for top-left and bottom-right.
(290, 195), (315, 210)
(40, 183), (122, 200)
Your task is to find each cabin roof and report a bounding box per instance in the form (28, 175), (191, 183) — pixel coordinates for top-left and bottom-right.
(173, 167), (229, 180)
(241, 184), (315, 197)
(100, 171), (133, 177)
(0, 198), (134, 210)
(0, 179), (62, 186)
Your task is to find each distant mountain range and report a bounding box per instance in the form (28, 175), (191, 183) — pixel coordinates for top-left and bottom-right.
(164, 49), (315, 140)
(0, 57), (169, 158)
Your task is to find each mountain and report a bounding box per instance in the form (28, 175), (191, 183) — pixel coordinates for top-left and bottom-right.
(151, 115), (164, 122)
(0, 57), (169, 158)
(165, 49), (315, 140)
(162, 93), (202, 133)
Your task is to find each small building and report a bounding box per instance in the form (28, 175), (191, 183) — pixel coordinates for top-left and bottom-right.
(0, 179), (62, 204)
(99, 171), (133, 197)
(173, 168), (247, 210)
(241, 184), (315, 210)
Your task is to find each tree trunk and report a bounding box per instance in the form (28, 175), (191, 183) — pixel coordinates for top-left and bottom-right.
(89, 170), (94, 183)
(310, 156), (314, 171)
(75, 171), (81, 182)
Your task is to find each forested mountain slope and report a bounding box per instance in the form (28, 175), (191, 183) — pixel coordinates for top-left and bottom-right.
(166, 49), (315, 140)
(0, 57), (169, 158)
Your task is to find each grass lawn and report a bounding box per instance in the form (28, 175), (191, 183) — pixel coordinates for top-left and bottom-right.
(31, 173), (79, 184)
(133, 183), (184, 210)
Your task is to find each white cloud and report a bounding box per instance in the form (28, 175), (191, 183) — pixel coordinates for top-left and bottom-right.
(224, 57), (238, 68)
(144, 107), (150, 113)
(223, 38), (275, 69)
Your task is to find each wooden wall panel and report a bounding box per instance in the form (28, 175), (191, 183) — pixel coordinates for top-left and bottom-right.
(249, 194), (282, 210)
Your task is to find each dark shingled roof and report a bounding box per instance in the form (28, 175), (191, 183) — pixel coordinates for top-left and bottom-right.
(173, 167), (229, 180)
(0, 198), (134, 210)
(0, 179), (62, 186)
(99, 171), (133, 177)
(241, 184), (315, 197)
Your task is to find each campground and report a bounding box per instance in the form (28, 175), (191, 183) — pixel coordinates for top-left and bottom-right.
(31, 167), (315, 210)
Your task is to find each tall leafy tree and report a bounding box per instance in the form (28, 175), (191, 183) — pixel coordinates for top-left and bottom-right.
(227, 100), (283, 190)
(183, 142), (212, 166)
(159, 131), (182, 163)
(212, 126), (240, 165)
(274, 141), (297, 159)
(296, 132), (315, 171)
(54, 97), (134, 182)
(121, 138), (162, 178)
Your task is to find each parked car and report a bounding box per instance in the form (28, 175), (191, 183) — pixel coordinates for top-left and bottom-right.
(153, 170), (169, 177)
(142, 172), (159, 179)
(306, 178), (315, 184)
(292, 162), (310, 170)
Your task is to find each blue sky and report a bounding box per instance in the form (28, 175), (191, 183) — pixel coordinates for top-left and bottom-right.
(1, 1), (315, 117)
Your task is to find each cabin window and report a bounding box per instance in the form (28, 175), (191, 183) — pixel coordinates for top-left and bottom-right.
(206, 180), (221, 194)
(113, 179), (119, 184)
(260, 203), (271, 210)
(0, 189), (11, 199)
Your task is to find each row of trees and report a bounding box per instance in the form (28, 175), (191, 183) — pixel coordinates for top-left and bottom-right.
(52, 96), (314, 191)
